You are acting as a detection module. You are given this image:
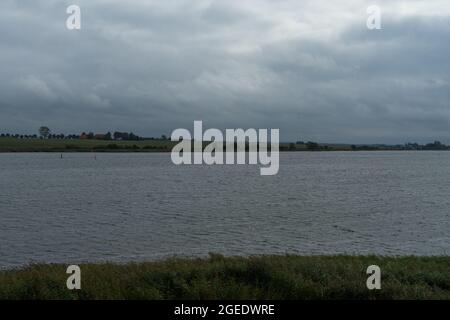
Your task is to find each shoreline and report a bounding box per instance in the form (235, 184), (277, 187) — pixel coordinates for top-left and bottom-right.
(3, 137), (450, 153)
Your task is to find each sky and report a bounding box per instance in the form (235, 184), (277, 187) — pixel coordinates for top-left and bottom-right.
(1, 0), (450, 144)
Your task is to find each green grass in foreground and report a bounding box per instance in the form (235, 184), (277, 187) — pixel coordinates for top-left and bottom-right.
(0, 255), (449, 300)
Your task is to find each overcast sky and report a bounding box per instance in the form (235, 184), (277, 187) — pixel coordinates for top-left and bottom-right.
(1, 0), (450, 143)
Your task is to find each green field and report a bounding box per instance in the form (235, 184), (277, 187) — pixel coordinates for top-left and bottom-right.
(0, 137), (354, 152)
(0, 137), (177, 152)
(0, 255), (449, 300)
(1, 137), (447, 153)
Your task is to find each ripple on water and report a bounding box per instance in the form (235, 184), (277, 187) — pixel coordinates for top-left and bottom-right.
(0, 152), (449, 267)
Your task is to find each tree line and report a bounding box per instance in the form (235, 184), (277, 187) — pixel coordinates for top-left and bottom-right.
(0, 127), (169, 141)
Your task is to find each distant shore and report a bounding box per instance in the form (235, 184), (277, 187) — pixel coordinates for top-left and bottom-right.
(0, 255), (449, 299)
(0, 137), (176, 153)
(1, 137), (449, 153)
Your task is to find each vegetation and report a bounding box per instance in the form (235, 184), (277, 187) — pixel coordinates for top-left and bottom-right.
(0, 255), (449, 300)
(2, 126), (450, 152)
(38, 126), (51, 139)
(3, 136), (450, 152)
(0, 136), (176, 152)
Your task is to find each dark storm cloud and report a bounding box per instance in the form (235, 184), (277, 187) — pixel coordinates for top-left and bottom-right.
(1, 0), (450, 143)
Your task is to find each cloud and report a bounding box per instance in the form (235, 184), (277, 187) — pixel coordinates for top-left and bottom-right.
(16, 75), (56, 101)
(0, 0), (449, 143)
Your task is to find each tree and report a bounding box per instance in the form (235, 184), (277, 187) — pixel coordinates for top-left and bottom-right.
(39, 126), (51, 139)
(113, 132), (130, 140)
(306, 141), (319, 151)
(129, 132), (138, 141)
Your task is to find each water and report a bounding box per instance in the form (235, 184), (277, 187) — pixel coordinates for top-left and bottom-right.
(0, 152), (449, 268)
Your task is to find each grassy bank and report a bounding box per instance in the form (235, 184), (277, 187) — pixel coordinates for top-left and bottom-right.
(0, 137), (344, 152)
(0, 255), (449, 300)
(0, 137), (177, 152)
(0, 137), (355, 152)
(3, 137), (450, 153)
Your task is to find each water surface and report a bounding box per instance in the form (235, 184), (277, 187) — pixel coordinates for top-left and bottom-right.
(1, 152), (449, 268)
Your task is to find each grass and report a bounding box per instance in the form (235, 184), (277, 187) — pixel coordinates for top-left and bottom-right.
(0, 255), (449, 300)
(0, 137), (355, 152)
(3, 137), (450, 153)
(0, 137), (176, 152)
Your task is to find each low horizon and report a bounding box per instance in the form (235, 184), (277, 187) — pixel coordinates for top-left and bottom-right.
(2, 127), (450, 146)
